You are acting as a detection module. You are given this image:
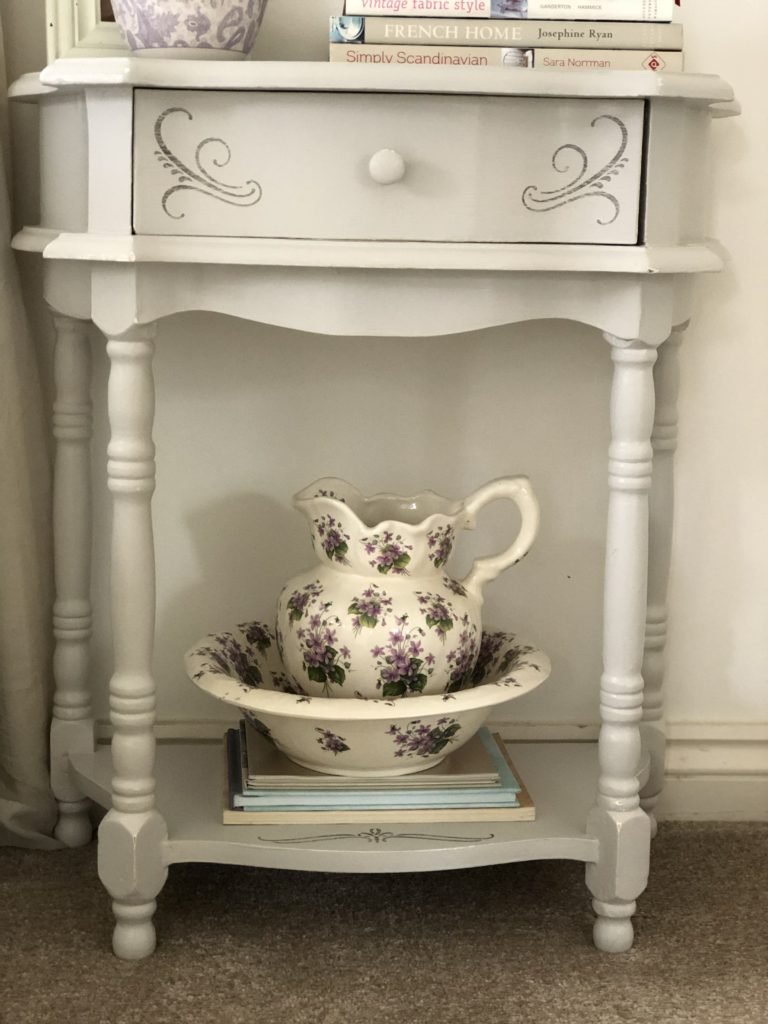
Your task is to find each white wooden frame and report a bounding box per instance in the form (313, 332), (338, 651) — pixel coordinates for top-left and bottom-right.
(46, 0), (127, 62)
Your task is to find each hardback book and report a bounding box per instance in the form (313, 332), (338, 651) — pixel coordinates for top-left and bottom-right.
(230, 727), (521, 809)
(222, 730), (536, 823)
(534, 47), (682, 69)
(329, 43), (683, 70)
(343, 0), (679, 22)
(241, 718), (503, 790)
(330, 17), (683, 50)
(222, 802), (533, 823)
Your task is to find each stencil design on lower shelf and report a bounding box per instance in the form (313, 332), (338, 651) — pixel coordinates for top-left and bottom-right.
(153, 107), (264, 220)
(256, 827), (496, 845)
(521, 114), (629, 226)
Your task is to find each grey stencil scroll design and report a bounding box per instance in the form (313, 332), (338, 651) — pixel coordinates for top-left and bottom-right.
(153, 107), (263, 220)
(257, 827), (495, 845)
(521, 114), (629, 226)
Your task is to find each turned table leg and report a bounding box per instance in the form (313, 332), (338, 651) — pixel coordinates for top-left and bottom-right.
(50, 314), (96, 848)
(640, 326), (684, 835)
(97, 324), (168, 960)
(586, 334), (657, 953)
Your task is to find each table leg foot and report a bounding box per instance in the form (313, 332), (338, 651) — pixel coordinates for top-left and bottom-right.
(592, 899), (636, 953)
(112, 899), (157, 960)
(98, 807), (168, 961)
(54, 798), (92, 847)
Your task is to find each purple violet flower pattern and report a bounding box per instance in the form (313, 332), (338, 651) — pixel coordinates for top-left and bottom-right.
(498, 642), (541, 677)
(427, 525), (455, 569)
(370, 614), (434, 698)
(314, 489), (347, 502)
(348, 584), (393, 635)
(443, 575), (468, 598)
(296, 604), (352, 695)
(194, 630), (264, 689)
(314, 515), (351, 565)
(315, 728), (350, 755)
(239, 620), (272, 653)
(471, 630), (507, 685)
(285, 580), (324, 625)
(387, 718), (461, 758)
(444, 614), (480, 692)
(415, 592), (455, 641)
(270, 671), (307, 696)
(275, 622), (285, 663)
(362, 531), (413, 576)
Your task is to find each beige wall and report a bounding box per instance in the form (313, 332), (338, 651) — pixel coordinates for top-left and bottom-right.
(2, 1), (766, 748)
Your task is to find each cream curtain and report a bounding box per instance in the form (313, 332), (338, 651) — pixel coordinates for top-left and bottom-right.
(0, 13), (59, 849)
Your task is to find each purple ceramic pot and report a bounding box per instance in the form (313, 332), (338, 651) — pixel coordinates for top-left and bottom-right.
(111, 0), (269, 60)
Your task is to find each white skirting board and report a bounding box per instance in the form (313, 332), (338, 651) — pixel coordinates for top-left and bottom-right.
(94, 719), (768, 823)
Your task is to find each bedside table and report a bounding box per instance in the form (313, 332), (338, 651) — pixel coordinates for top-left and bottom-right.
(11, 59), (737, 959)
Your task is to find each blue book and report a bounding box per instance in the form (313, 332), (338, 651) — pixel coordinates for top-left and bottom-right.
(227, 728), (523, 810)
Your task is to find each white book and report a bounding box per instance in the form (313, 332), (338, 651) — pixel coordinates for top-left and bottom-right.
(331, 16), (683, 50)
(329, 43), (683, 70)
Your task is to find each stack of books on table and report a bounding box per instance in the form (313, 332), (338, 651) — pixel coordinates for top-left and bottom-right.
(223, 720), (534, 825)
(329, 0), (683, 72)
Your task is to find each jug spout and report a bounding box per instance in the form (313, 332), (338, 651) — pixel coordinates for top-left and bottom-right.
(293, 478), (364, 514)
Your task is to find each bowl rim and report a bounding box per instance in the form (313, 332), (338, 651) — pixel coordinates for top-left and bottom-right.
(184, 625), (551, 722)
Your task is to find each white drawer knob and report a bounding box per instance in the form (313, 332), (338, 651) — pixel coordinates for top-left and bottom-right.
(368, 149), (406, 185)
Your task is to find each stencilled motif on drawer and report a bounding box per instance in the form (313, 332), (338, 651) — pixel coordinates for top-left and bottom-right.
(521, 114), (630, 226)
(153, 106), (263, 220)
(134, 90), (645, 243)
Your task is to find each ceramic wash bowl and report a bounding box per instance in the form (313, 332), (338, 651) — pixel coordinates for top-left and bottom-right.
(185, 622), (550, 777)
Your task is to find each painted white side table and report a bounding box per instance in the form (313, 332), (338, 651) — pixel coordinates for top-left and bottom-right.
(11, 59), (737, 960)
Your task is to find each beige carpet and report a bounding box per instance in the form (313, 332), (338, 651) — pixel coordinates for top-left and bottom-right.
(1, 823), (766, 1024)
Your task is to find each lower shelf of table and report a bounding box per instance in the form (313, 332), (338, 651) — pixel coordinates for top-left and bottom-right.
(70, 741), (602, 872)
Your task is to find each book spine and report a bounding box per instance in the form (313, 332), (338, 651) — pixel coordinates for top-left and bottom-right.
(343, 0), (677, 22)
(536, 47), (683, 69)
(232, 791), (521, 808)
(345, 0), (493, 16)
(334, 17), (683, 49)
(330, 43), (535, 65)
(232, 797), (522, 809)
(224, 805), (534, 824)
(329, 43), (683, 69)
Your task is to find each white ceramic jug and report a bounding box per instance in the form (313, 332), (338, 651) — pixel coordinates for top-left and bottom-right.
(275, 477), (539, 700)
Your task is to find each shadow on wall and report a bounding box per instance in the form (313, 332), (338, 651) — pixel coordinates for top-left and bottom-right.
(154, 489), (304, 726)
(171, 489), (307, 639)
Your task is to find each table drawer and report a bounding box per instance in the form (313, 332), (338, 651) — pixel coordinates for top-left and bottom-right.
(133, 89), (645, 245)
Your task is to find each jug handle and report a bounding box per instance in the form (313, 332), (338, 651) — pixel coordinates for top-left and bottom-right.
(460, 477), (540, 600)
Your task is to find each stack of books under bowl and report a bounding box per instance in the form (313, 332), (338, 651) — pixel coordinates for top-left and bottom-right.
(329, 0), (683, 72)
(224, 718), (534, 825)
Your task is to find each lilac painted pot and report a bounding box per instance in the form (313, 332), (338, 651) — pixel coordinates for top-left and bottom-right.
(111, 0), (269, 60)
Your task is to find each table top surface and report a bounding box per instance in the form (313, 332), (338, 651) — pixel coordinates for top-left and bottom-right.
(10, 58), (735, 106)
